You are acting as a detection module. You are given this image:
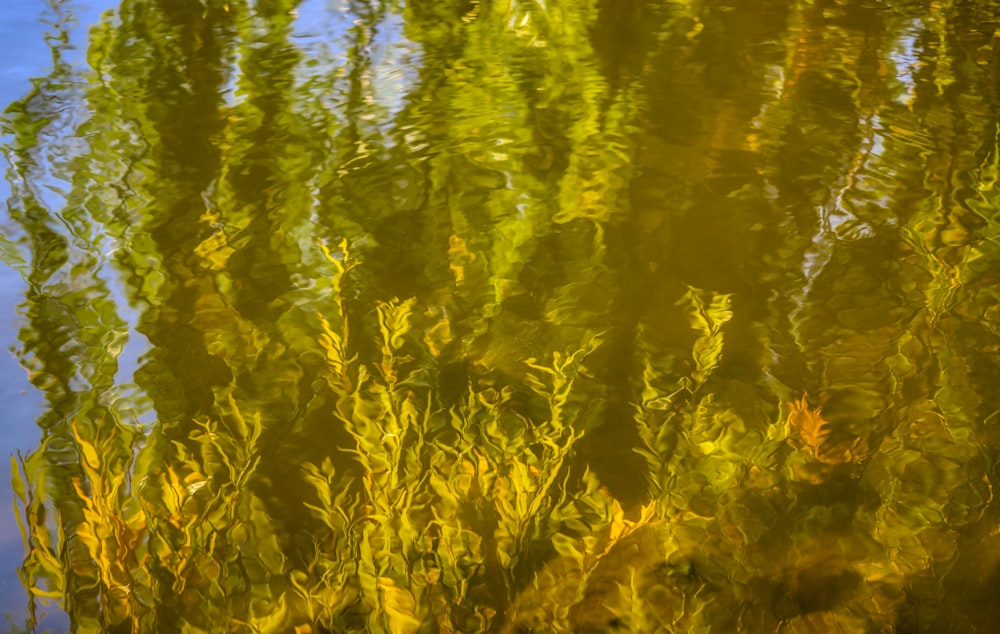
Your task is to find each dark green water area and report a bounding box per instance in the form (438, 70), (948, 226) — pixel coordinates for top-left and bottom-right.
(3, 0), (1000, 631)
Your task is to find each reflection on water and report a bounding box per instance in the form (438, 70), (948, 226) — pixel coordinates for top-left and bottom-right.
(2, 0), (1000, 631)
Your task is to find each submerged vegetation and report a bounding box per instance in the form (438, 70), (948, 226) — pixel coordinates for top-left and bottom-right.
(3, 0), (1000, 631)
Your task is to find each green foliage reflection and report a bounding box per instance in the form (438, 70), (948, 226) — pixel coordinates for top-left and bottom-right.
(3, 0), (1000, 632)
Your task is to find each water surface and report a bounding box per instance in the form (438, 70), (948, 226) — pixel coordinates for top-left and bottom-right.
(3, 0), (1000, 632)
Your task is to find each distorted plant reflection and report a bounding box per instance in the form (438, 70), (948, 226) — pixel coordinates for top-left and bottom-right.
(4, 0), (1000, 632)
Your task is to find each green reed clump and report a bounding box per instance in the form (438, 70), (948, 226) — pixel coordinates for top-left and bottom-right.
(13, 246), (740, 634)
(294, 241), (630, 632)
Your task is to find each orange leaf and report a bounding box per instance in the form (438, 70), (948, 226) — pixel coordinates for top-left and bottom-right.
(787, 394), (829, 458)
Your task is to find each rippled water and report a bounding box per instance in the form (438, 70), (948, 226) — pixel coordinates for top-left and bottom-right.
(2, 0), (1000, 632)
